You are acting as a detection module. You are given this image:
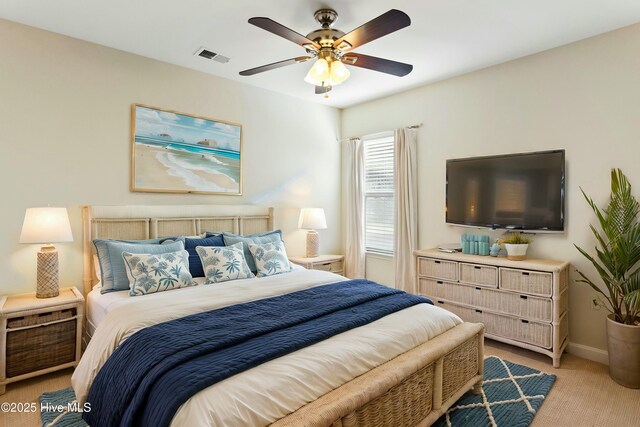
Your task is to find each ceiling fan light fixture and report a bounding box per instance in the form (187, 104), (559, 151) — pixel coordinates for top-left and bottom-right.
(304, 58), (330, 85)
(329, 60), (350, 85)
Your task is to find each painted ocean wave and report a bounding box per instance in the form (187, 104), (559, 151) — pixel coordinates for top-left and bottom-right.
(135, 135), (240, 160)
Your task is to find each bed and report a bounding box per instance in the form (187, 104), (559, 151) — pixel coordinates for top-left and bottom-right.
(74, 205), (484, 426)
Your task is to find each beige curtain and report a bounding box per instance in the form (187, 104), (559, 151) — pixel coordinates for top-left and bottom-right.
(345, 137), (366, 278)
(393, 128), (418, 293)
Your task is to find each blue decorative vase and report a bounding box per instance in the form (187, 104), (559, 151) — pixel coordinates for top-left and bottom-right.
(490, 242), (501, 257)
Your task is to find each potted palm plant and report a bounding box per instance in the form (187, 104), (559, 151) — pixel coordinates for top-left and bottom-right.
(502, 233), (531, 261)
(575, 169), (640, 388)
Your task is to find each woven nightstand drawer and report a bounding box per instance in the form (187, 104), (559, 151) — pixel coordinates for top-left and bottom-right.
(7, 308), (75, 329)
(6, 318), (77, 378)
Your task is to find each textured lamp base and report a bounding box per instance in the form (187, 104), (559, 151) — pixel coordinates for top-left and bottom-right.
(306, 230), (320, 258)
(37, 246), (59, 298)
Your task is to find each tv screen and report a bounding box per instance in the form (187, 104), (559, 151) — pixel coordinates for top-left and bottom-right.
(446, 150), (565, 231)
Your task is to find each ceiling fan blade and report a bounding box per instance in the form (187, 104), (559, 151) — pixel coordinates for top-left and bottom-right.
(239, 56), (312, 76)
(315, 85), (332, 95)
(342, 53), (413, 76)
(248, 17), (320, 49)
(334, 9), (410, 51)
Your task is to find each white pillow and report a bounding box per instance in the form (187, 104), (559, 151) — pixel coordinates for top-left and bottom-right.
(248, 240), (292, 277)
(196, 242), (255, 284)
(122, 250), (197, 296)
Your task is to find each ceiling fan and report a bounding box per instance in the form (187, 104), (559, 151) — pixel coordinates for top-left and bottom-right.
(239, 8), (413, 96)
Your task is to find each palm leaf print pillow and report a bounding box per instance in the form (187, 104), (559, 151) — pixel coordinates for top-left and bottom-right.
(123, 250), (197, 296)
(196, 242), (255, 284)
(248, 240), (292, 277)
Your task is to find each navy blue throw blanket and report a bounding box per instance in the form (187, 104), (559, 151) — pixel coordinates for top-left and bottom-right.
(84, 280), (431, 427)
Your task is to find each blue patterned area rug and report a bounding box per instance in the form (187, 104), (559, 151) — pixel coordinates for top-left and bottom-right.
(39, 387), (87, 427)
(434, 356), (556, 427)
(40, 356), (554, 427)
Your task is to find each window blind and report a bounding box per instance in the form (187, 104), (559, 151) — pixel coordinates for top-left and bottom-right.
(363, 132), (395, 254)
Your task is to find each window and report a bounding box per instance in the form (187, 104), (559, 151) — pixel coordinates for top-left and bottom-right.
(363, 131), (395, 254)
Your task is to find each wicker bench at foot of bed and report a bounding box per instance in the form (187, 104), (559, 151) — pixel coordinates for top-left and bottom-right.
(271, 322), (484, 427)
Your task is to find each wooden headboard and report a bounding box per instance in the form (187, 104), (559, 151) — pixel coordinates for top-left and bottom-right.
(82, 205), (274, 294)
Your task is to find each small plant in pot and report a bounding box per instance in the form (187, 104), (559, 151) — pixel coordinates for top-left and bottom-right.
(502, 233), (531, 261)
(575, 169), (640, 389)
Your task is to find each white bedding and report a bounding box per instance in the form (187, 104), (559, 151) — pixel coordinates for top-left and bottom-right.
(74, 269), (462, 426)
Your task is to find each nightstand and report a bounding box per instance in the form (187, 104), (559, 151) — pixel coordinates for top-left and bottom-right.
(289, 254), (344, 276)
(0, 287), (84, 395)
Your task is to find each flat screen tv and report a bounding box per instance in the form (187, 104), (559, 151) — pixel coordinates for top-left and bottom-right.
(446, 150), (565, 231)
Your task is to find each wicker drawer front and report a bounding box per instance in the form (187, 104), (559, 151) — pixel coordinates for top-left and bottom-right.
(459, 263), (498, 288)
(434, 301), (552, 348)
(313, 262), (331, 271)
(6, 319), (77, 378)
(329, 260), (344, 273)
(473, 287), (552, 322)
(417, 257), (458, 281)
(432, 282), (552, 322)
(499, 268), (552, 297)
(418, 278), (451, 298)
(7, 308), (75, 329)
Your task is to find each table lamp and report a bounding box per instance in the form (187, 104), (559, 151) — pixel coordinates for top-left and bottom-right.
(20, 207), (74, 298)
(298, 208), (327, 258)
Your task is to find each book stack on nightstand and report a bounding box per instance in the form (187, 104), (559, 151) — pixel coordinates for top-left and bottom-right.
(289, 254), (344, 276)
(0, 287), (84, 394)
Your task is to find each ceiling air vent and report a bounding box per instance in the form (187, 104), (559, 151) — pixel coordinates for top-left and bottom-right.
(194, 47), (230, 64)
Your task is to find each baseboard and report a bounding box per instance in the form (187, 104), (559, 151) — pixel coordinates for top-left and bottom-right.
(567, 342), (609, 365)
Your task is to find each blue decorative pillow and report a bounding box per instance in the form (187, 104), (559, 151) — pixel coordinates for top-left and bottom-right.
(211, 230), (283, 274)
(161, 235), (224, 277)
(196, 242), (255, 284)
(93, 239), (185, 294)
(123, 250), (197, 296)
(248, 240), (292, 277)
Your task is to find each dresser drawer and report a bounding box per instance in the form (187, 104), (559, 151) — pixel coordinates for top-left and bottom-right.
(499, 268), (552, 297)
(434, 301), (552, 349)
(459, 263), (498, 288)
(417, 257), (458, 281)
(474, 287), (552, 322)
(419, 278), (451, 299)
(426, 281), (552, 322)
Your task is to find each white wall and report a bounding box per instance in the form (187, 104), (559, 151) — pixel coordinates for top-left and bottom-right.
(0, 19), (341, 296)
(342, 23), (640, 353)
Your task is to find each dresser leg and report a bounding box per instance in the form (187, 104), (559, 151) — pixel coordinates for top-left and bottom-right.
(552, 356), (561, 368)
(472, 379), (483, 395)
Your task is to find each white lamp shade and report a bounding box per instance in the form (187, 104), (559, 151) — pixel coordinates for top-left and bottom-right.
(20, 207), (74, 244)
(304, 58), (330, 86)
(329, 60), (350, 85)
(298, 208), (327, 230)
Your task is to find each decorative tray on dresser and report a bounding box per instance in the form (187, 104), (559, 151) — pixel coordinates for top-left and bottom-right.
(414, 249), (569, 367)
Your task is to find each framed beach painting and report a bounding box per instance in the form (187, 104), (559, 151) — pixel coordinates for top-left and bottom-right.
(131, 104), (242, 195)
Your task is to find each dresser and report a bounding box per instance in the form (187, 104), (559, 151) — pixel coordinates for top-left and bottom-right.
(289, 254), (344, 276)
(0, 287), (84, 394)
(414, 249), (569, 367)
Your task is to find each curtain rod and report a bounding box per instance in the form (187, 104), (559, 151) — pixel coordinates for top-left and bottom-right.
(337, 123), (423, 142)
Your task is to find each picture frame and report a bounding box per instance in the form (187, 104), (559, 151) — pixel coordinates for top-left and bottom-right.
(131, 103), (242, 195)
